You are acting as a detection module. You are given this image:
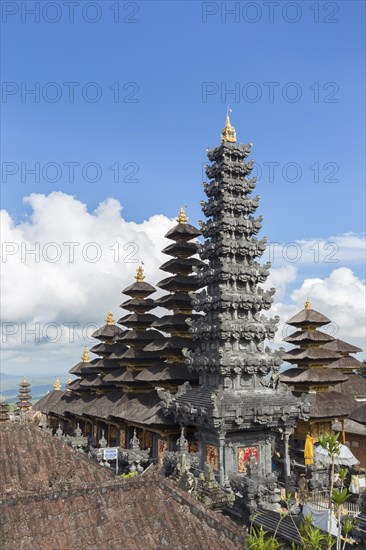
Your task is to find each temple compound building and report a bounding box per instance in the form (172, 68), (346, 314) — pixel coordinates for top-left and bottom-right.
(34, 116), (364, 513)
(35, 210), (202, 460)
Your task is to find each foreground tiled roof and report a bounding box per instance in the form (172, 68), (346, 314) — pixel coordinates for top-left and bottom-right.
(0, 423), (244, 550)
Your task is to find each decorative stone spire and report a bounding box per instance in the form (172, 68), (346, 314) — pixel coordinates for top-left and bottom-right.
(176, 207), (188, 224)
(105, 311), (115, 325)
(82, 347), (90, 362)
(159, 118), (307, 501)
(53, 379), (62, 391)
(221, 112), (236, 143)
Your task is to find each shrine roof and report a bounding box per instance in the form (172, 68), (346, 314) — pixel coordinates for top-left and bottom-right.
(322, 338), (363, 353)
(280, 368), (348, 384)
(164, 222), (201, 241)
(349, 403), (366, 425)
(328, 356), (364, 369)
(306, 391), (358, 419)
(0, 423), (244, 549)
(333, 374), (366, 399)
(286, 308), (331, 327)
(283, 330), (335, 344)
(33, 389), (65, 415)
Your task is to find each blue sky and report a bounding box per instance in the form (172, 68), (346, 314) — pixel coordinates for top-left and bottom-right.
(2, 1), (365, 238)
(1, 1), (365, 376)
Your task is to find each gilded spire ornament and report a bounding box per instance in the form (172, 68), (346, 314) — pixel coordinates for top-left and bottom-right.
(177, 207), (188, 224)
(221, 109), (236, 143)
(67, 377), (73, 385)
(82, 347), (90, 363)
(135, 265), (145, 282)
(305, 299), (311, 310)
(106, 311), (115, 325)
(53, 379), (62, 391)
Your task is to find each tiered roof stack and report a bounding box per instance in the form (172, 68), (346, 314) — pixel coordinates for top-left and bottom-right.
(0, 398), (10, 422)
(145, 208), (202, 388)
(280, 300), (363, 437)
(16, 377), (32, 412)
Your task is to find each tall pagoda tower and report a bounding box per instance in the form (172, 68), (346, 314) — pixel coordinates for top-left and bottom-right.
(146, 208), (202, 389)
(159, 116), (308, 494)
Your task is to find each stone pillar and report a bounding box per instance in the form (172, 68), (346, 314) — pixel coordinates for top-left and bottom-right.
(284, 430), (291, 480)
(218, 431), (226, 484)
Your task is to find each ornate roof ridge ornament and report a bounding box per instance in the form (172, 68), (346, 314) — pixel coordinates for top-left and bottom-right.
(105, 311), (115, 325)
(221, 108), (236, 143)
(135, 265), (146, 282)
(177, 206), (188, 224)
(82, 347), (90, 363)
(53, 379), (62, 391)
(305, 298), (311, 310)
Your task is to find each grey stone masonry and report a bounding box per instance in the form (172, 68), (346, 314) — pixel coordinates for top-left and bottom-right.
(159, 125), (309, 496)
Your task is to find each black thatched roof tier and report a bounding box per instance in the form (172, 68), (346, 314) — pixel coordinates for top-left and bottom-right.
(282, 347), (341, 363)
(89, 342), (115, 356)
(155, 293), (192, 311)
(164, 222), (201, 242)
(103, 369), (137, 384)
(89, 358), (118, 371)
(109, 347), (161, 367)
(120, 298), (156, 313)
(120, 329), (164, 345)
(334, 374), (366, 399)
(121, 280), (156, 298)
(280, 367), (348, 385)
(79, 375), (103, 388)
(286, 308), (331, 328)
(159, 257), (204, 275)
(161, 241), (199, 259)
(328, 356), (363, 370)
(109, 392), (175, 426)
(144, 336), (192, 355)
(305, 391), (358, 419)
(283, 329), (335, 345)
(349, 403), (366, 425)
(152, 313), (197, 332)
(33, 389), (65, 415)
(157, 275), (200, 293)
(117, 312), (158, 328)
(323, 339), (363, 354)
(135, 363), (197, 382)
(91, 324), (125, 341)
(69, 360), (96, 375)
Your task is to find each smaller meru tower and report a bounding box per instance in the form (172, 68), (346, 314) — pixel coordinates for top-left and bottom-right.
(160, 116), (309, 493)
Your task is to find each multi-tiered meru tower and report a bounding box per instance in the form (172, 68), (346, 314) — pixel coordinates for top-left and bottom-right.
(159, 116), (309, 499)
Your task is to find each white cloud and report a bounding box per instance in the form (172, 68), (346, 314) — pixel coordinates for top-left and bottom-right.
(1, 192), (365, 377)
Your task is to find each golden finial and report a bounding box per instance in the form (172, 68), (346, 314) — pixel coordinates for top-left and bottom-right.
(53, 379), (62, 391)
(82, 347), (90, 363)
(221, 108), (236, 143)
(105, 311), (115, 325)
(177, 206), (188, 224)
(22, 376), (27, 383)
(67, 377), (73, 385)
(135, 265), (145, 282)
(305, 299), (311, 310)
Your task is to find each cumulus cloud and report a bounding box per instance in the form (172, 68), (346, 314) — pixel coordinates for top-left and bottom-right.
(1, 192), (365, 376)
